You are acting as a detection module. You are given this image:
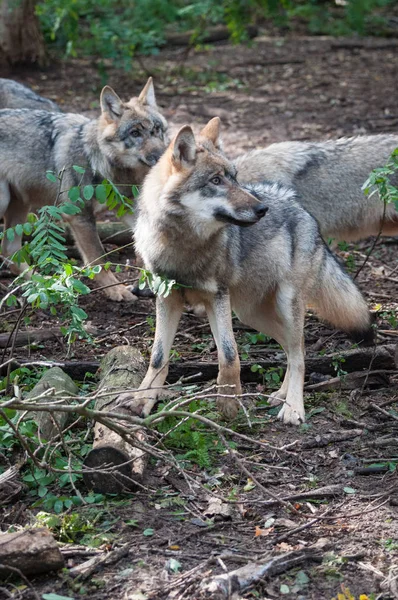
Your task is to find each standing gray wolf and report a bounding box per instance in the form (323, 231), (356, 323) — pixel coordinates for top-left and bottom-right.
(0, 78), (61, 112)
(117, 118), (373, 425)
(0, 78), (168, 301)
(236, 135), (398, 242)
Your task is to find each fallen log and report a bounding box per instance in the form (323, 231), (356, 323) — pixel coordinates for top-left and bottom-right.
(0, 528), (64, 576)
(0, 328), (62, 349)
(165, 24), (257, 46)
(0, 465), (24, 505)
(7, 344), (396, 384)
(83, 346), (147, 494)
(24, 366), (79, 440)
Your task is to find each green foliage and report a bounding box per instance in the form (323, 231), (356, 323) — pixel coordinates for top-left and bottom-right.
(0, 168), (137, 344)
(155, 398), (221, 468)
(35, 0), (396, 69)
(363, 147), (398, 212)
(139, 269), (182, 298)
(250, 363), (284, 389)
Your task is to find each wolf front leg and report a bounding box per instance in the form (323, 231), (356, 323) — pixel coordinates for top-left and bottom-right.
(205, 291), (242, 420)
(64, 203), (136, 302)
(117, 291), (184, 416)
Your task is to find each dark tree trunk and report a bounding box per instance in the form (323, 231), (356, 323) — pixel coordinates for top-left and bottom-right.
(0, 0), (46, 66)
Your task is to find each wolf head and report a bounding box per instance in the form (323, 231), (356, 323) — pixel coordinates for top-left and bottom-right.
(146, 117), (267, 237)
(98, 77), (168, 171)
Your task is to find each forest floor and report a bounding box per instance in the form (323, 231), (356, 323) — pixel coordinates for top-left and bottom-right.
(1, 34), (398, 600)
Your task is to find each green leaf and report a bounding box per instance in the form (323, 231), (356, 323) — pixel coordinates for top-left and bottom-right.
(168, 558), (181, 573)
(38, 485), (48, 498)
(53, 499), (64, 514)
(343, 486), (356, 494)
(15, 224), (23, 237)
(72, 165), (86, 173)
(68, 187), (81, 202)
(70, 278), (90, 294)
(143, 528), (154, 536)
(6, 228), (15, 242)
(280, 584), (290, 594)
(23, 222), (33, 235)
(295, 570), (309, 585)
(83, 185), (94, 200)
(46, 171), (58, 183)
(95, 184), (107, 203)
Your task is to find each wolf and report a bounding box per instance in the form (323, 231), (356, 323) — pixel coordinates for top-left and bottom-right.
(235, 135), (398, 243)
(0, 78), (61, 112)
(116, 118), (373, 425)
(0, 78), (168, 301)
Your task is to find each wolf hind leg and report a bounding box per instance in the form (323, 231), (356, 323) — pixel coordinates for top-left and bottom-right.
(234, 286), (306, 425)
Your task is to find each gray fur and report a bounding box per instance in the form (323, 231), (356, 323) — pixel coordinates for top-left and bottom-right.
(0, 78), (61, 112)
(236, 135), (398, 241)
(0, 80), (168, 301)
(126, 124), (372, 425)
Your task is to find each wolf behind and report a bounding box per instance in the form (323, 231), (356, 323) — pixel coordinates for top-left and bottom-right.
(116, 118), (373, 425)
(0, 78), (61, 112)
(236, 135), (398, 242)
(0, 78), (168, 301)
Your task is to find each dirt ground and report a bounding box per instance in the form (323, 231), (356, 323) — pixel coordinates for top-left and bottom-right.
(1, 34), (398, 600)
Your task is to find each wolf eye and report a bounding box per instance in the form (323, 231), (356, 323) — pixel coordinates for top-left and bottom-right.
(210, 176), (222, 185)
(131, 130), (141, 138)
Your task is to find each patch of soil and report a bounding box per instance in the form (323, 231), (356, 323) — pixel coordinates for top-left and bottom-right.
(1, 34), (398, 600)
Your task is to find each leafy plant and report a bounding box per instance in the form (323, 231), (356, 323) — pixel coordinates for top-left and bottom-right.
(250, 364), (284, 389)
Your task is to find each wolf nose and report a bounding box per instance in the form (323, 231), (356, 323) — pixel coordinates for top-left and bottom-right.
(145, 151), (162, 166)
(255, 204), (268, 219)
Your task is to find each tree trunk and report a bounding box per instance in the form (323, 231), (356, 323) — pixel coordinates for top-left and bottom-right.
(0, 0), (46, 66)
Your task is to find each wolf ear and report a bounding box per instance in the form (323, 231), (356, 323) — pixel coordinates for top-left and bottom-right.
(101, 86), (124, 122)
(138, 77), (157, 108)
(172, 126), (196, 170)
(200, 117), (222, 148)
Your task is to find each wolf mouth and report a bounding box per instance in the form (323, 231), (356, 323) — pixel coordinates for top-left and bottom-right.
(213, 209), (266, 227)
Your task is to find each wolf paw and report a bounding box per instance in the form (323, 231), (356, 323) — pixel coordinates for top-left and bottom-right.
(277, 401), (305, 426)
(269, 389), (287, 407)
(117, 391), (157, 417)
(104, 284), (137, 302)
(217, 397), (239, 420)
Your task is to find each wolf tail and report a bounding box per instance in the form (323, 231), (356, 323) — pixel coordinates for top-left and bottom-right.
(310, 248), (374, 344)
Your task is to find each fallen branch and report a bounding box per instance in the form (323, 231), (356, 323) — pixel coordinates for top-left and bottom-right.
(301, 429), (364, 449)
(257, 484), (344, 507)
(0, 328), (63, 349)
(0, 465), (24, 505)
(68, 545), (129, 579)
(200, 548), (323, 598)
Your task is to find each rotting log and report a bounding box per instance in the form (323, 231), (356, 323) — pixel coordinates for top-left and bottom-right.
(0, 528), (64, 577)
(83, 346), (147, 495)
(24, 367), (79, 440)
(0, 466), (24, 505)
(165, 24), (258, 46)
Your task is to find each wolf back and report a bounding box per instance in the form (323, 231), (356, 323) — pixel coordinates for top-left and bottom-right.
(0, 78), (61, 112)
(236, 135), (398, 242)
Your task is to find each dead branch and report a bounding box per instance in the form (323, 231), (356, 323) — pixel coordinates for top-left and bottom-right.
(0, 328), (63, 349)
(0, 465), (24, 505)
(200, 548), (323, 598)
(68, 545), (129, 579)
(300, 429), (364, 449)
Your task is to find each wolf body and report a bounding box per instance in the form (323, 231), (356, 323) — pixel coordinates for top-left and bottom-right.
(0, 79), (168, 300)
(236, 135), (398, 242)
(0, 78), (61, 112)
(117, 118), (373, 425)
